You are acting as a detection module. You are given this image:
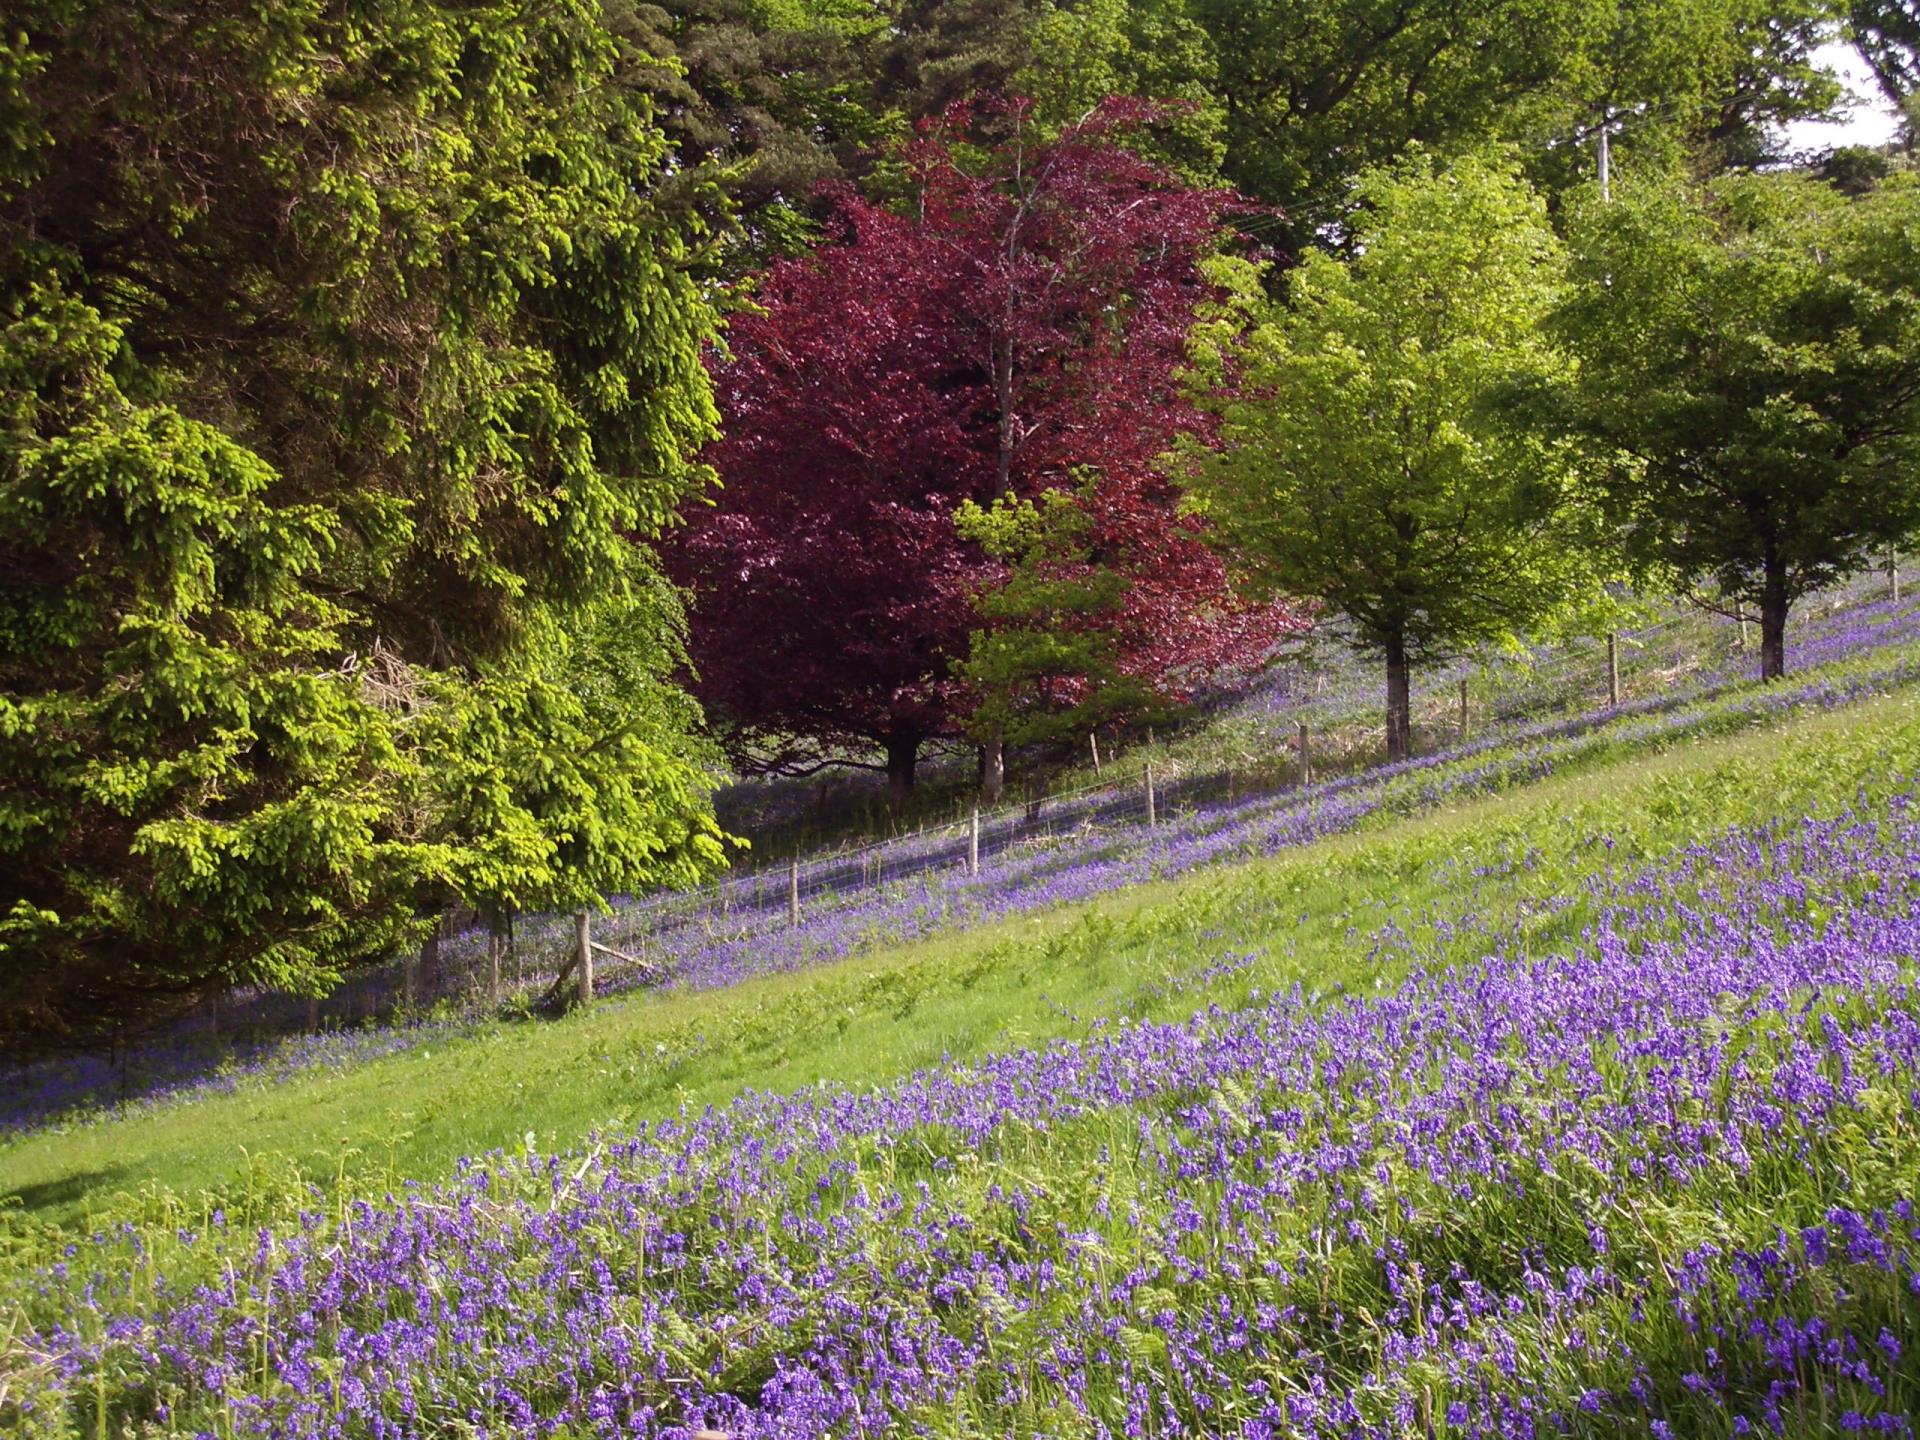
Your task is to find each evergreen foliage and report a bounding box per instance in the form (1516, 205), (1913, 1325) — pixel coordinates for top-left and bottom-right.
(619, 0), (896, 264)
(954, 489), (1167, 758)
(0, 0), (730, 1054)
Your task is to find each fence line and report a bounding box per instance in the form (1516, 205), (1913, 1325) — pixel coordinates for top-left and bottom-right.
(188, 570), (1911, 1041)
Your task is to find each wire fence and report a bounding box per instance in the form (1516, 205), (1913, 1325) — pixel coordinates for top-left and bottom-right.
(179, 560), (1911, 1045)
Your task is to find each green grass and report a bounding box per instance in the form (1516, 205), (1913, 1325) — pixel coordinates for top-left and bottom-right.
(720, 569), (1905, 859)
(5, 676), (1918, 1244)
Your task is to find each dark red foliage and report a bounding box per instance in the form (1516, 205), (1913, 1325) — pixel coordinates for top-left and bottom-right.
(671, 97), (1303, 787)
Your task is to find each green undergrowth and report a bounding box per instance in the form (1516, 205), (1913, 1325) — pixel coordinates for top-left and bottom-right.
(2, 674), (1917, 1254)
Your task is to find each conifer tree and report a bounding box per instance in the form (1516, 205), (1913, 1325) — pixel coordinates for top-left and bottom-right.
(0, 0), (730, 1053)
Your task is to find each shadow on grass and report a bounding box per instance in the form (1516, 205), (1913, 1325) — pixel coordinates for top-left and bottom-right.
(2, 1163), (131, 1218)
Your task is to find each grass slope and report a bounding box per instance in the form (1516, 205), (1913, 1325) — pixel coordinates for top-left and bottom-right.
(6, 687), (1920, 1437)
(4, 675), (1917, 1240)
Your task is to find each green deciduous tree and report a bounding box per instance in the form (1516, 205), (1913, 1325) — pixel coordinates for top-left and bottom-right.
(1010, 0), (1839, 249)
(1554, 169), (1920, 681)
(1190, 153), (1597, 760)
(1018, 0), (1227, 183)
(0, 0), (730, 1055)
(954, 489), (1167, 798)
(1851, 0), (1920, 105)
(1529, 0), (1839, 186)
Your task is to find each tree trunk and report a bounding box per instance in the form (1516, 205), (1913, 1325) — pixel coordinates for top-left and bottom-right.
(487, 912), (506, 1005)
(1759, 557), (1790, 681)
(980, 735), (1005, 806)
(885, 733), (919, 809)
(1384, 631), (1413, 762)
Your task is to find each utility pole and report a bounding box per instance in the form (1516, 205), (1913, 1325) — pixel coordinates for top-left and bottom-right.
(1597, 107), (1612, 202)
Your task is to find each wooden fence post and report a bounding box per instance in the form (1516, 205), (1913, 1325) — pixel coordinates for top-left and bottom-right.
(1458, 677), (1469, 742)
(1089, 731), (1102, 774)
(575, 912), (593, 1007)
(1298, 721), (1311, 788)
(969, 807), (980, 876)
(417, 916), (442, 1008)
(1145, 762), (1157, 827)
(788, 858), (800, 928)
(1606, 632), (1621, 708)
(1892, 548), (1903, 604)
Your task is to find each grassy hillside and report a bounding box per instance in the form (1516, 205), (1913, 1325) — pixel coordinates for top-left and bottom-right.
(3, 654), (1917, 1235)
(8, 582), (1913, 1148)
(7, 588), (1920, 1438)
(4, 687), (1918, 1435)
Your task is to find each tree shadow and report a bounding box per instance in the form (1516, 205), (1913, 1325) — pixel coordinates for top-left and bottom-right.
(1, 1164), (132, 1219)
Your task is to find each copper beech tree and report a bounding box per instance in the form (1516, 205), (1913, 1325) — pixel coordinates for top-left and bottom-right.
(671, 99), (1300, 802)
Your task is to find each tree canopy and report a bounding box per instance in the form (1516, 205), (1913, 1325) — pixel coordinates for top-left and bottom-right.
(1005, 0), (1840, 251)
(0, 0), (730, 1054)
(671, 102), (1298, 800)
(1189, 152), (1600, 759)
(1851, 0), (1920, 108)
(1553, 169), (1920, 680)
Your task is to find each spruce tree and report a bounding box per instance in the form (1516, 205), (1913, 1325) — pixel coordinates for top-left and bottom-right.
(0, 0), (729, 1053)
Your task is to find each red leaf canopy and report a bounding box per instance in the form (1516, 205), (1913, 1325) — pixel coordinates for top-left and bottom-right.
(672, 97), (1302, 782)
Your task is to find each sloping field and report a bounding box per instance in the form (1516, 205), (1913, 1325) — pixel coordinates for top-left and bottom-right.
(4, 669), (1919, 1435)
(7, 583), (1917, 1143)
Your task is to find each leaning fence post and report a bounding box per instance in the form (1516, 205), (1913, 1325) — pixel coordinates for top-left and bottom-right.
(969, 807), (980, 875)
(1606, 632), (1621, 708)
(575, 912), (593, 1006)
(1298, 721), (1311, 788)
(1144, 761), (1157, 828)
(788, 858), (800, 928)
